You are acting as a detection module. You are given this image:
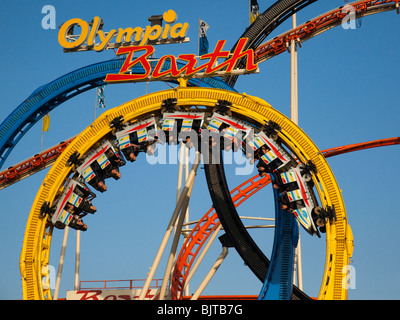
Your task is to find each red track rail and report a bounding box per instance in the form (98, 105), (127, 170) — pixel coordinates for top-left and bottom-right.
(0, 137), (74, 189)
(254, 0), (400, 63)
(322, 137), (400, 158)
(171, 174), (271, 300)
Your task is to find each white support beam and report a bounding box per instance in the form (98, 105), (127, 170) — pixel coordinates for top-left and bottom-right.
(159, 150), (198, 300)
(74, 230), (81, 291)
(53, 226), (69, 300)
(190, 247), (229, 300)
(184, 224), (223, 296)
(291, 13), (303, 291)
(138, 151), (201, 300)
(183, 146), (190, 297)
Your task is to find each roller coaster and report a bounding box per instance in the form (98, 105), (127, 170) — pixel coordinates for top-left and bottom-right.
(1, 0), (399, 300)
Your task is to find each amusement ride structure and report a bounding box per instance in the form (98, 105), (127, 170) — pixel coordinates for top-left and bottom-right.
(1, 0), (399, 300)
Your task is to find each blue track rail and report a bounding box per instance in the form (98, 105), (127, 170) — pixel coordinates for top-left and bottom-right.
(0, 58), (234, 169)
(258, 186), (299, 300)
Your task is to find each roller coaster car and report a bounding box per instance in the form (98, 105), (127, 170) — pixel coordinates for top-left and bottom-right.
(275, 165), (320, 237)
(67, 151), (83, 167)
(248, 131), (292, 173)
(161, 98), (179, 114)
(109, 115), (125, 134)
(299, 160), (318, 182)
(40, 201), (53, 219)
(312, 205), (336, 234)
(75, 140), (125, 186)
(115, 117), (160, 160)
(161, 112), (205, 145)
(207, 112), (253, 150)
(48, 179), (96, 229)
(212, 99), (233, 117)
(261, 120), (281, 141)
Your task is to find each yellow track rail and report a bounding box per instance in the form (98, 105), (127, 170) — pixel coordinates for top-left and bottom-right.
(20, 87), (353, 300)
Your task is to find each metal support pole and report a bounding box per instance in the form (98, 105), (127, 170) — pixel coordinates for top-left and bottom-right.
(296, 232), (303, 290)
(53, 226), (69, 300)
(290, 14), (299, 125)
(291, 13), (303, 291)
(190, 246), (229, 300)
(184, 224), (223, 293)
(183, 146), (190, 297)
(184, 146), (190, 228)
(176, 146), (185, 202)
(139, 151), (201, 300)
(74, 230), (81, 291)
(169, 145), (185, 286)
(248, 0), (251, 25)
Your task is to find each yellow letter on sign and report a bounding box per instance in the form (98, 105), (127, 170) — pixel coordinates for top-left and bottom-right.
(58, 18), (89, 50)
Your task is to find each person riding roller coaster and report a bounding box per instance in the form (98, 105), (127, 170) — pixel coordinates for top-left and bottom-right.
(217, 123), (241, 152)
(73, 182), (97, 215)
(120, 129), (159, 162)
(86, 146), (126, 192)
(255, 145), (284, 176)
(43, 182), (97, 231)
(104, 147), (125, 179)
(273, 179), (304, 214)
(86, 161), (108, 193)
(163, 117), (203, 147)
(53, 203), (88, 231)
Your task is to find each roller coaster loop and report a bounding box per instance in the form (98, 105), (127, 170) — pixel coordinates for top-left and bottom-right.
(19, 87), (352, 300)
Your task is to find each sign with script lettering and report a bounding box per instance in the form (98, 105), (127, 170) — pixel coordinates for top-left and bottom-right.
(58, 9), (189, 52)
(66, 288), (168, 300)
(105, 38), (259, 83)
(58, 9), (259, 83)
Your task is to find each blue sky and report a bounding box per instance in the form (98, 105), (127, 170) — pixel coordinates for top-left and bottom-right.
(0, 0), (399, 300)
